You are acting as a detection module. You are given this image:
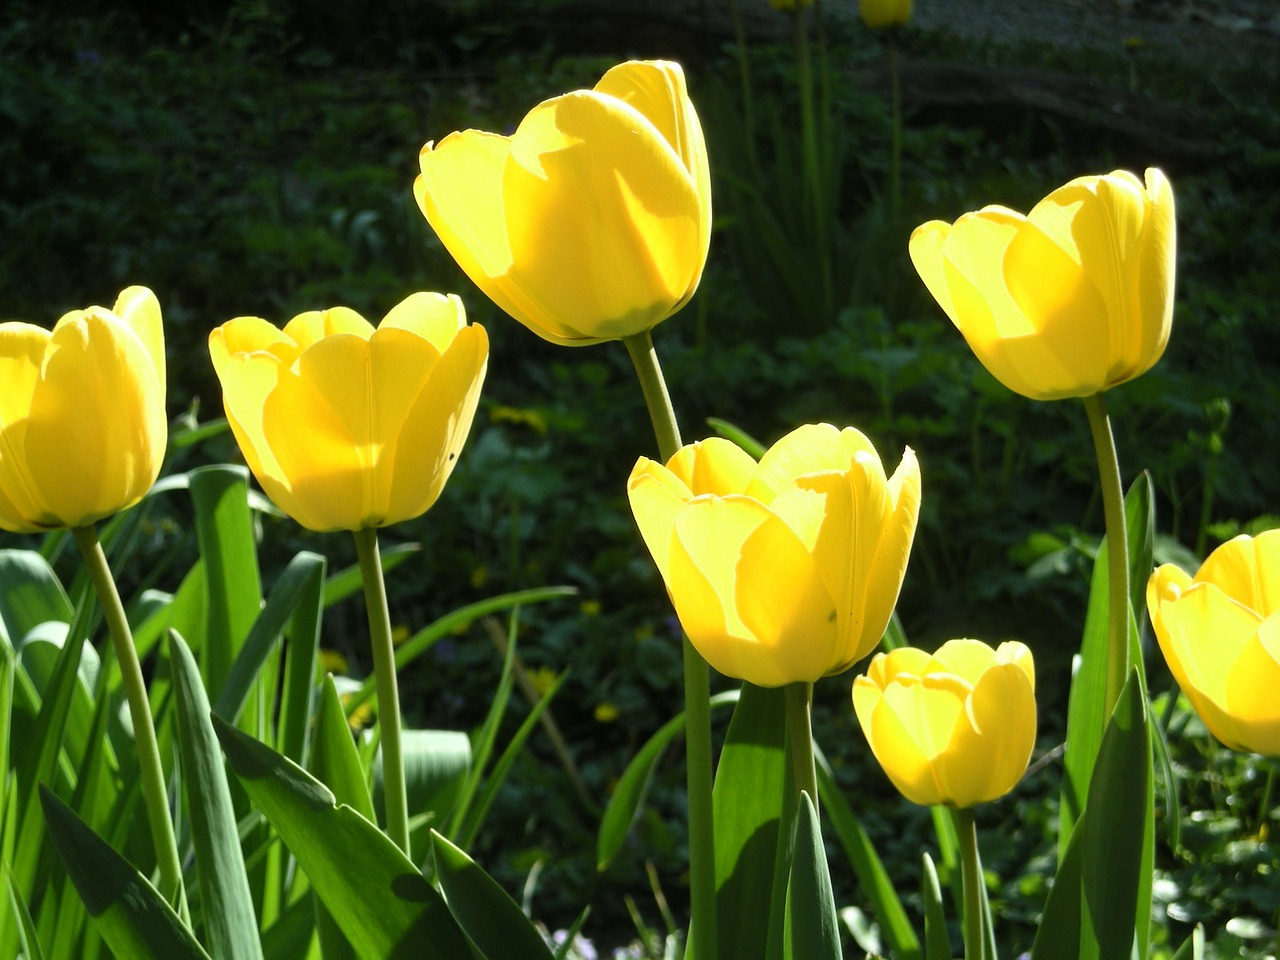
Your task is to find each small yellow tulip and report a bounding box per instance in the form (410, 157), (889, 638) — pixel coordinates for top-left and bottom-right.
(860, 0), (912, 29)
(628, 424), (920, 687)
(415, 60), (712, 347)
(0, 286), (166, 532)
(770, 0), (813, 11)
(208, 293), (488, 533)
(1147, 531), (1280, 756)
(909, 168), (1175, 401)
(853, 639), (1037, 808)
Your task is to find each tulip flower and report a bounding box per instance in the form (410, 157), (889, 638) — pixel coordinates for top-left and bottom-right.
(1147, 531), (1280, 756)
(628, 423), (920, 687)
(909, 168), (1175, 401)
(0, 286), (166, 532)
(860, 0), (912, 29)
(415, 60), (712, 347)
(853, 639), (1037, 808)
(208, 292), (488, 532)
(770, 0), (813, 10)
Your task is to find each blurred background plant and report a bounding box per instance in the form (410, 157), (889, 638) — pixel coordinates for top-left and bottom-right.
(3, 0), (1279, 954)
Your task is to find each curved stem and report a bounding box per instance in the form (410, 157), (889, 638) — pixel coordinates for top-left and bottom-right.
(1083, 392), (1130, 720)
(784, 682), (817, 814)
(353, 527), (409, 856)
(623, 331), (718, 960)
(72, 525), (187, 919)
(956, 806), (985, 960)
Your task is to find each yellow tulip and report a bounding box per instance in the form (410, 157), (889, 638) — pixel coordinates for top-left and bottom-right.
(770, 0), (813, 10)
(909, 168), (1175, 401)
(627, 424), (920, 687)
(415, 60), (712, 347)
(1147, 531), (1280, 756)
(860, 0), (912, 29)
(208, 293), (488, 533)
(853, 639), (1037, 808)
(0, 286), (166, 532)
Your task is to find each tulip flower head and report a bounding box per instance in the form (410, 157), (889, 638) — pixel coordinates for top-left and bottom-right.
(909, 168), (1175, 401)
(628, 424), (920, 687)
(853, 639), (1037, 808)
(209, 293), (488, 533)
(415, 60), (712, 346)
(860, 0), (912, 29)
(0, 286), (166, 532)
(1147, 531), (1280, 756)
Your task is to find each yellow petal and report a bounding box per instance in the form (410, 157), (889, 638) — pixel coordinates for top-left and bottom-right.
(665, 437), (756, 496)
(995, 640), (1036, 692)
(380, 292), (467, 354)
(857, 447), (921, 669)
(0, 323), (50, 531)
(908, 221), (958, 324)
(745, 423), (869, 502)
(113, 286), (166, 392)
(1132, 168), (1175, 377)
(1194, 531), (1280, 617)
(937, 659), (1037, 807)
(928, 638), (997, 684)
(1220, 615), (1280, 756)
(283, 307), (374, 352)
(865, 646), (932, 688)
(627, 460), (695, 579)
(856, 675), (942, 805)
(873, 678), (958, 806)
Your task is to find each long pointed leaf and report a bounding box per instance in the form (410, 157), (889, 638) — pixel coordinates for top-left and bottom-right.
(783, 792), (841, 960)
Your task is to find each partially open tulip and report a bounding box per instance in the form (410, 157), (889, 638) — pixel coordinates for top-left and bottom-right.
(415, 60), (711, 347)
(860, 0), (912, 29)
(628, 424), (920, 687)
(909, 168), (1175, 400)
(0, 286), (166, 532)
(209, 293), (487, 532)
(853, 639), (1037, 808)
(1147, 531), (1280, 756)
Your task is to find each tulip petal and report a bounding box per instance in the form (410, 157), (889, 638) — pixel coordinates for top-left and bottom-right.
(628, 461), (696, 578)
(866, 679), (952, 807)
(380, 292), (467, 354)
(746, 423), (871, 502)
(857, 448), (921, 669)
(666, 437), (756, 496)
(1134, 168), (1175, 373)
(284, 307), (374, 351)
(1194, 531), (1280, 618)
(937, 660), (1036, 807)
(0, 323), (51, 531)
(113, 286), (166, 391)
(908, 221), (957, 323)
(1220, 615), (1280, 756)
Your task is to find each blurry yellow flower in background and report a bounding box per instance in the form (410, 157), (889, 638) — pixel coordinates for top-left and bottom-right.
(628, 424), (920, 687)
(594, 702), (620, 723)
(1147, 531), (1280, 756)
(909, 168), (1175, 401)
(860, 0), (912, 29)
(416, 60), (711, 346)
(209, 292), (487, 532)
(0, 286), (166, 532)
(527, 666), (559, 698)
(770, 0), (813, 10)
(853, 639), (1037, 808)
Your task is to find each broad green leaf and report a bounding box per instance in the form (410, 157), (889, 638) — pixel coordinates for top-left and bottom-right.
(920, 853), (950, 960)
(276, 553), (326, 765)
(213, 716), (473, 960)
(431, 830), (554, 960)
(597, 690), (739, 872)
(391, 729), (471, 853)
(712, 682), (788, 960)
(815, 756), (920, 960)
(0, 550), (73, 648)
(170, 631), (265, 960)
(16, 624), (96, 777)
(38, 787), (212, 960)
(783, 792), (841, 960)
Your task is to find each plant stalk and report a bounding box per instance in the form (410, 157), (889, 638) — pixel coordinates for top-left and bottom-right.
(353, 526), (410, 856)
(1083, 392), (1130, 720)
(784, 682), (817, 815)
(72, 525), (187, 919)
(623, 331), (718, 960)
(956, 806), (985, 960)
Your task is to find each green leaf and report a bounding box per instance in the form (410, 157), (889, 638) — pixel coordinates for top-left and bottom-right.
(783, 792), (842, 960)
(705, 418), (767, 458)
(38, 786), (212, 960)
(597, 690), (739, 872)
(169, 631), (265, 960)
(4, 863), (45, 960)
(815, 755), (920, 960)
(920, 853), (951, 960)
(396, 729), (471, 848)
(276, 553), (326, 765)
(322, 543), (421, 608)
(0, 550), (73, 648)
(213, 715), (473, 960)
(713, 682), (789, 960)
(1169, 925), (1204, 960)
(430, 829), (555, 960)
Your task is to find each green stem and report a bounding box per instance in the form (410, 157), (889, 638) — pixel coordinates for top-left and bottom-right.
(784, 682), (817, 813)
(623, 331), (718, 960)
(956, 806), (985, 960)
(353, 527), (410, 856)
(888, 29), (903, 219)
(72, 525), (187, 920)
(1083, 392), (1130, 720)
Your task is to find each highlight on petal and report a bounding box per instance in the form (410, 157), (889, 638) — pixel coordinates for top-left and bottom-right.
(666, 437), (756, 496)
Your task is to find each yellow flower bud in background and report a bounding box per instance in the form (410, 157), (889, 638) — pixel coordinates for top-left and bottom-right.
(1147, 531), (1280, 757)
(909, 168), (1175, 401)
(628, 424), (920, 687)
(415, 60), (712, 346)
(770, 0), (813, 11)
(209, 292), (488, 532)
(0, 286), (166, 532)
(860, 0), (912, 29)
(853, 639), (1037, 808)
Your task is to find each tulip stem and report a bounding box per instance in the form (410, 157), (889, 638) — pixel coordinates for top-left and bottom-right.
(956, 806), (986, 960)
(353, 526), (410, 857)
(784, 682), (817, 815)
(72, 525), (188, 921)
(623, 331), (718, 960)
(1083, 392), (1130, 721)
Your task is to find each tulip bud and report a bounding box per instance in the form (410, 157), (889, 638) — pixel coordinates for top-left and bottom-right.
(860, 0), (912, 29)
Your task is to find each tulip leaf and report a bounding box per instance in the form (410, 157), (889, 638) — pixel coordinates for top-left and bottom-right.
(212, 715), (473, 960)
(1169, 924), (1204, 960)
(0, 549), (73, 647)
(706, 417), (767, 459)
(169, 630), (264, 960)
(38, 786), (212, 960)
(712, 682), (789, 960)
(275, 551), (325, 765)
(597, 690), (739, 872)
(321, 542), (421, 608)
(783, 792), (842, 960)
(815, 754), (920, 960)
(920, 853), (951, 960)
(430, 829), (555, 960)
